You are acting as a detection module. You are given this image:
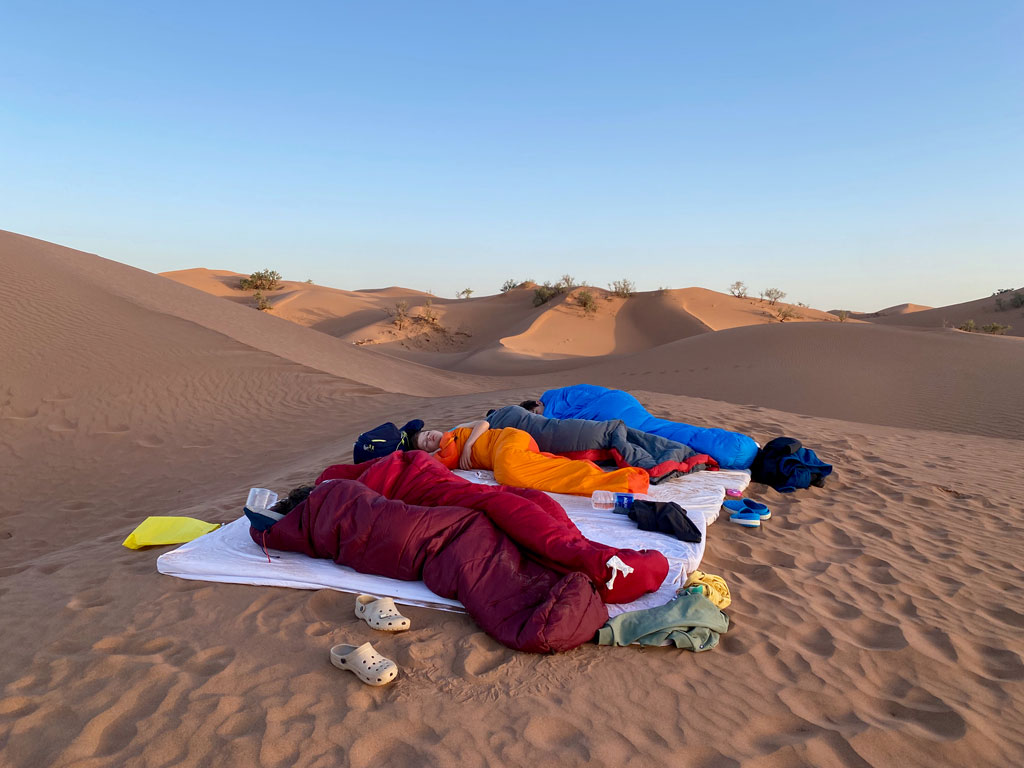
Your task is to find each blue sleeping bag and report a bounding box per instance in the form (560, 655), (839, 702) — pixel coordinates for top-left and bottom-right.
(539, 384), (759, 470)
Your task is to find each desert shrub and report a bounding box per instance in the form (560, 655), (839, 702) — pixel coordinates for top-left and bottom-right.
(609, 279), (635, 298)
(728, 281), (748, 298)
(836, 310), (850, 323)
(1012, 292), (1024, 309)
(533, 281), (561, 306)
(239, 269), (282, 291)
(457, 288), (474, 299)
(501, 279), (518, 293)
(958, 319), (976, 332)
(576, 289), (597, 315)
(980, 322), (1012, 335)
(419, 299), (439, 326)
(390, 300), (409, 330)
(775, 305), (799, 321)
(535, 281), (566, 305)
(305, 278), (314, 284)
(764, 288), (786, 306)
(559, 275), (579, 291)
(253, 291), (272, 311)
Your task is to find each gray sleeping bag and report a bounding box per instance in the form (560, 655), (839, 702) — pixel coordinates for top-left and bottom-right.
(486, 406), (715, 483)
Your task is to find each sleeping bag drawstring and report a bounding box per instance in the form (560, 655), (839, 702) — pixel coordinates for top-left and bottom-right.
(605, 555), (634, 590)
(261, 530), (271, 564)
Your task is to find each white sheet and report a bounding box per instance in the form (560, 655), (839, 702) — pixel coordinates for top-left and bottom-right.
(157, 468), (750, 617)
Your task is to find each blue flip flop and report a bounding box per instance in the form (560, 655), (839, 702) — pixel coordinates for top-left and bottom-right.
(728, 509), (761, 527)
(723, 498), (771, 521)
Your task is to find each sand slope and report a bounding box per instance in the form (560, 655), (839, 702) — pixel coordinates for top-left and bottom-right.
(547, 321), (1024, 441)
(3, 232), (1024, 768)
(867, 291), (1024, 337)
(841, 302), (933, 318)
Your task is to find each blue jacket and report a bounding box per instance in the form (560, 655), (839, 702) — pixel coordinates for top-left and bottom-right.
(539, 384), (759, 470)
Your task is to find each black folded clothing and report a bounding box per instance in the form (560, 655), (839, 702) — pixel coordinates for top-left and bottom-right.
(628, 500), (702, 543)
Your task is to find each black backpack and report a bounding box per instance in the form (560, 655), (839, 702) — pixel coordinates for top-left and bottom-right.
(353, 419), (424, 463)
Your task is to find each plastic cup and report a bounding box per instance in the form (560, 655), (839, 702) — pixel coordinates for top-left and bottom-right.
(246, 487), (279, 512)
(591, 490), (615, 510)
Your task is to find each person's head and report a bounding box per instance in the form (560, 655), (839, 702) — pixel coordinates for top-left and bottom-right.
(270, 485), (315, 515)
(518, 399), (544, 414)
(247, 484), (313, 532)
(409, 429), (444, 452)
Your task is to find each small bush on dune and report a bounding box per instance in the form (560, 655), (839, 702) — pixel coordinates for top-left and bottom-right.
(239, 269), (282, 291)
(994, 290), (1024, 311)
(775, 305), (799, 322)
(575, 289), (597, 314)
(501, 279), (518, 293)
(533, 281), (562, 306)
(764, 288), (786, 306)
(958, 319), (976, 332)
(531, 276), (594, 306)
(386, 300), (410, 330)
(419, 299), (439, 326)
(729, 281), (747, 298)
(609, 279), (635, 298)
(980, 322), (1012, 335)
(253, 291), (272, 311)
(836, 310), (850, 322)
(457, 288), (474, 299)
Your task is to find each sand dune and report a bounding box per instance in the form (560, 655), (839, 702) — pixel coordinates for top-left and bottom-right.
(551, 321), (1024, 440)
(165, 274), (847, 371)
(3, 231), (1024, 768)
(842, 302), (933, 318)
(867, 291), (1023, 337)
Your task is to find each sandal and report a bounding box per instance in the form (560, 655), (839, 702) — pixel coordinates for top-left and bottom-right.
(329, 642), (398, 686)
(354, 594), (411, 632)
(723, 498), (771, 521)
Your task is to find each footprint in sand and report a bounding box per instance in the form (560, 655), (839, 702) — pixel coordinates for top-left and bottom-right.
(454, 633), (510, 677)
(183, 645), (236, 677)
(838, 616), (908, 651)
(94, 423), (131, 435)
(47, 416), (78, 432)
(66, 588), (112, 611)
(862, 688), (967, 741)
(2, 406), (39, 419)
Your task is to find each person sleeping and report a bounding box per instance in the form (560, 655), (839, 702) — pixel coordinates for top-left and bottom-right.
(246, 451), (671, 652)
(481, 405), (716, 483)
(354, 418), (648, 497)
(515, 385), (759, 470)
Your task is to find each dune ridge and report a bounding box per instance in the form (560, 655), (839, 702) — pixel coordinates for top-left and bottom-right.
(2, 231), (1023, 768)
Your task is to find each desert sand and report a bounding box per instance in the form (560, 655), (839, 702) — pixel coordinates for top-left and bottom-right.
(3, 229), (1024, 768)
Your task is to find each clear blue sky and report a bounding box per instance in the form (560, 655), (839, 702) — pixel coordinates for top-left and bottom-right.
(2, 1), (1021, 309)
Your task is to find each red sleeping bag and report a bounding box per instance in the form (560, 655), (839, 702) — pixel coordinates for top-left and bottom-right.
(253, 451), (668, 653)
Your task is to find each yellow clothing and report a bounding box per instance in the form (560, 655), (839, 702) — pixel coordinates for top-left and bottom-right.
(437, 426), (649, 497)
(682, 570), (731, 610)
(122, 516), (221, 549)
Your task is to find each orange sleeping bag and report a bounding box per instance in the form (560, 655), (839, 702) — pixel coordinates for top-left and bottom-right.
(437, 426), (649, 496)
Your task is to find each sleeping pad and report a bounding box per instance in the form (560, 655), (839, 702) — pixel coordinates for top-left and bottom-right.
(254, 451), (671, 652)
(434, 425), (650, 496)
(486, 405), (717, 483)
(539, 384), (759, 470)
